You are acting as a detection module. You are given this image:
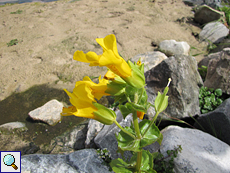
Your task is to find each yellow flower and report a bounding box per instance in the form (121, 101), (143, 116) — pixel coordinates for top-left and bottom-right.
(61, 76), (116, 125)
(73, 34), (132, 78)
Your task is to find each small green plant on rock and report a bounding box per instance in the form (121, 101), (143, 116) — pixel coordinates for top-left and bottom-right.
(153, 145), (182, 173)
(199, 86), (223, 114)
(97, 148), (112, 163)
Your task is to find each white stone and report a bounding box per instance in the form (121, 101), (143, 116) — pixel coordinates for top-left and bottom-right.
(160, 126), (230, 173)
(159, 40), (190, 56)
(28, 99), (63, 126)
(0, 122), (26, 130)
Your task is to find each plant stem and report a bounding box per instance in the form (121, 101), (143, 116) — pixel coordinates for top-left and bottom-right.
(142, 111), (159, 137)
(114, 120), (135, 139)
(133, 111), (142, 172)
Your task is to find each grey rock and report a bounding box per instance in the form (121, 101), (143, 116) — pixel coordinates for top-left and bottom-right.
(0, 122), (26, 130)
(94, 110), (133, 159)
(204, 48), (230, 94)
(160, 126), (230, 173)
(183, 0), (222, 8)
(199, 22), (229, 44)
(194, 5), (225, 25)
(183, 0), (204, 6)
(194, 98), (230, 145)
(28, 99), (63, 126)
(209, 38), (230, 54)
(158, 40), (190, 57)
(131, 51), (167, 73)
(21, 149), (112, 173)
(49, 122), (88, 154)
(145, 55), (203, 120)
(85, 119), (104, 148)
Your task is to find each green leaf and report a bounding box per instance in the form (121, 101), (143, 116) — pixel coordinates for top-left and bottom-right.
(130, 150), (155, 172)
(110, 158), (134, 173)
(214, 88), (222, 97)
(126, 102), (146, 113)
(116, 126), (141, 152)
(139, 119), (162, 147)
(119, 105), (132, 119)
(210, 93), (216, 103)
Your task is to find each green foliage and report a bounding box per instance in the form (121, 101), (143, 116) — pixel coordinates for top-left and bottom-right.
(198, 65), (207, 82)
(199, 86), (223, 114)
(110, 150), (156, 173)
(153, 145), (182, 173)
(218, 6), (230, 25)
(7, 39), (18, 47)
(116, 119), (162, 152)
(10, 9), (23, 14)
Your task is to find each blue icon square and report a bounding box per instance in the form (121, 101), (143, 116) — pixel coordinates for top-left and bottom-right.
(0, 151), (21, 173)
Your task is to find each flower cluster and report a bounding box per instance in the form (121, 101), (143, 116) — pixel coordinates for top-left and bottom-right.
(62, 34), (146, 124)
(61, 34), (170, 173)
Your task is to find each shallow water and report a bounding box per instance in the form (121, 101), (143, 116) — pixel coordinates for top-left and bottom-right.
(0, 84), (86, 145)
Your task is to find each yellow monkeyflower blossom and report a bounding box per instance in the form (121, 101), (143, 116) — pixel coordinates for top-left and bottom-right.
(73, 34), (145, 88)
(74, 34), (131, 78)
(61, 76), (116, 125)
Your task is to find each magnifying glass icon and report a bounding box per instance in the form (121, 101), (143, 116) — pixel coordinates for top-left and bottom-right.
(3, 154), (18, 170)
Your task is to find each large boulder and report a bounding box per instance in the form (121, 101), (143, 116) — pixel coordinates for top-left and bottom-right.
(21, 149), (112, 173)
(145, 55), (203, 120)
(194, 98), (230, 145)
(194, 5), (225, 25)
(204, 48), (230, 94)
(199, 22), (229, 44)
(160, 126), (230, 173)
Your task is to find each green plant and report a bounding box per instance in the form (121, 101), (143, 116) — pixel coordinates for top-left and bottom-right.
(198, 65), (207, 82)
(218, 6), (230, 25)
(10, 9), (23, 14)
(7, 39), (18, 47)
(199, 86), (223, 114)
(153, 145), (182, 173)
(97, 148), (112, 163)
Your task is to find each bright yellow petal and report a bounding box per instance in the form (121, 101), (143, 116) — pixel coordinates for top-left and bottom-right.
(73, 83), (95, 103)
(74, 106), (97, 119)
(73, 50), (100, 66)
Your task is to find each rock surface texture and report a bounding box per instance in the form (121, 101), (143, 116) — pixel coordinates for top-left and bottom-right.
(158, 40), (190, 56)
(199, 22), (229, 44)
(21, 149), (112, 173)
(160, 126), (230, 173)
(145, 55), (203, 120)
(204, 48), (230, 94)
(194, 98), (230, 145)
(194, 5), (225, 24)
